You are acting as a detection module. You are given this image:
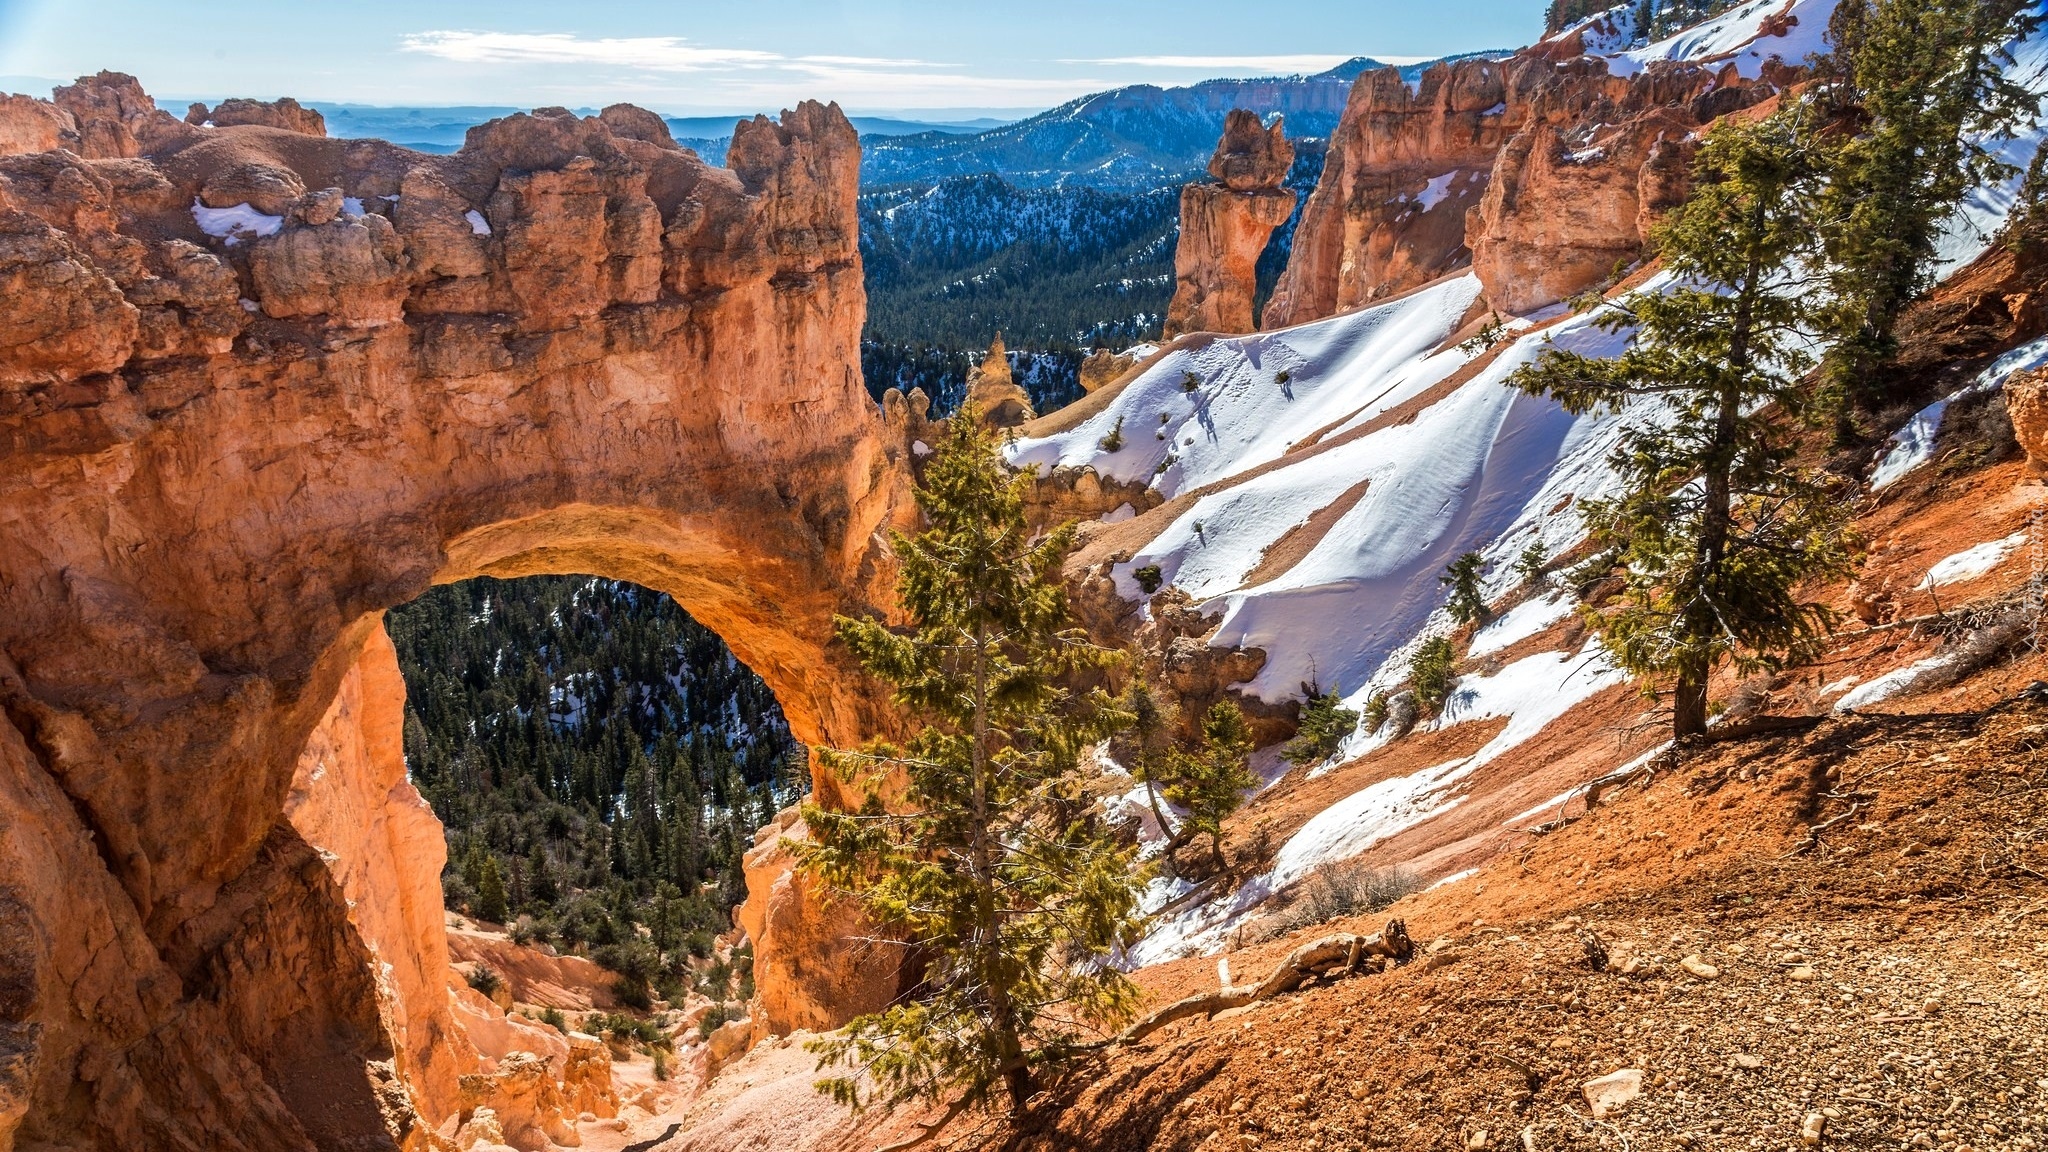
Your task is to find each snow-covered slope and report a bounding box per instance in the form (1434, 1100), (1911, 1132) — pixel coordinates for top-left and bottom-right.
(1597, 0), (1837, 79)
(1011, 274), (1647, 708)
(1017, 4), (2048, 963)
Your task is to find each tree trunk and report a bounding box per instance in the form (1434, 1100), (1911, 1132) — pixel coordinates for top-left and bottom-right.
(1672, 655), (1710, 739)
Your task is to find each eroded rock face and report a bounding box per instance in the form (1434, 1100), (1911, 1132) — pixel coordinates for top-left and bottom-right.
(965, 332), (1036, 427)
(186, 96), (327, 136)
(0, 77), (915, 1150)
(1079, 347), (1138, 393)
(1264, 53), (1778, 327)
(1164, 111), (1296, 339)
(738, 809), (903, 1043)
(2006, 367), (2048, 474)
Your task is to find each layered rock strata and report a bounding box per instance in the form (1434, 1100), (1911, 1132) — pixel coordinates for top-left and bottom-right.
(1164, 110), (1296, 338)
(0, 73), (914, 1150)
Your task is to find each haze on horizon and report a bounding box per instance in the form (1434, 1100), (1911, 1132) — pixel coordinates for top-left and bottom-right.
(0, 0), (1542, 118)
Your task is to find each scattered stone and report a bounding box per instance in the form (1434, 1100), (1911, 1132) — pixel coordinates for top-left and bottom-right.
(1466, 1129), (1490, 1150)
(1788, 965), (1818, 982)
(1902, 842), (1930, 858)
(1733, 1053), (1763, 1069)
(1681, 955), (1721, 979)
(1800, 1112), (1828, 1146)
(1581, 1068), (1645, 1119)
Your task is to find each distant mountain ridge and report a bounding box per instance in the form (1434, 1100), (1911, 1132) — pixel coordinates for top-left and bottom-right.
(860, 52), (1512, 190)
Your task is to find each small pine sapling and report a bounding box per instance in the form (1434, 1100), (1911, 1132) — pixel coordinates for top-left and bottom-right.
(1284, 681), (1360, 767)
(1161, 701), (1258, 871)
(1361, 690), (1390, 734)
(1098, 416), (1125, 452)
(1440, 552), (1488, 624)
(1409, 637), (1458, 718)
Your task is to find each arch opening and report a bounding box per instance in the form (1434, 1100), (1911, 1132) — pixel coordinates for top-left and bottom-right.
(387, 572), (803, 1017)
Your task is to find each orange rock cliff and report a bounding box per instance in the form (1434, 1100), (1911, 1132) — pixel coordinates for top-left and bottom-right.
(0, 72), (915, 1149)
(1263, 51), (1786, 327)
(1163, 109), (1296, 338)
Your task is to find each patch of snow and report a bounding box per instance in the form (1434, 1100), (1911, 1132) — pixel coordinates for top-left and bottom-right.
(341, 196), (365, 217)
(1469, 594), (1574, 658)
(1597, 0), (1835, 81)
(1008, 274), (1485, 501)
(1873, 334), (2048, 490)
(1817, 674), (1859, 698)
(1504, 788), (1580, 828)
(1427, 868), (1479, 891)
(911, 440), (932, 457)
(1415, 171), (1460, 211)
(1265, 757), (1473, 893)
(1870, 401), (1951, 491)
(1918, 532), (2028, 588)
(191, 199), (283, 245)
(1835, 653), (1961, 711)
(1101, 501), (1137, 524)
(465, 209), (492, 236)
(1131, 645), (1623, 963)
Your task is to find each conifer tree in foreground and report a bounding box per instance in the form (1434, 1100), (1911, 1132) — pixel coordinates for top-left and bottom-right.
(1509, 109), (1853, 740)
(799, 410), (1144, 1134)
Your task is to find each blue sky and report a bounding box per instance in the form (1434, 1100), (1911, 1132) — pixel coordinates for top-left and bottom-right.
(0, 0), (1541, 115)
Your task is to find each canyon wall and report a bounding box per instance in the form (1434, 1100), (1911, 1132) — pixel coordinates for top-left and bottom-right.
(0, 74), (913, 1149)
(1263, 48), (1781, 328)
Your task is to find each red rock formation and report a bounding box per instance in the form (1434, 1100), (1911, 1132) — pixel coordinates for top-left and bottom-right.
(1264, 53), (1778, 328)
(186, 96), (327, 136)
(2006, 367), (2048, 474)
(1164, 110), (1296, 338)
(0, 78), (916, 1150)
(965, 332), (1036, 426)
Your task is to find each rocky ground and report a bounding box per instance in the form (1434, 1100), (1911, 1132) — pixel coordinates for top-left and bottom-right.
(1003, 694), (2048, 1152)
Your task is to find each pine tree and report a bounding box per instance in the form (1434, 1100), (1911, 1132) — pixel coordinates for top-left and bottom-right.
(1441, 552), (1488, 624)
(1409, 636), (1459, 718)
(529, 842), (558, 906)
(1160, 701), (1258, 871)
(799, 410), (1144, 1124)
(1509, 110), (1854, 740)
(1283, 680), (1360, 767)
(1120, 678), (1183, 853)
(1819, 0), (2044, 404)
(476, 853), (509, 924)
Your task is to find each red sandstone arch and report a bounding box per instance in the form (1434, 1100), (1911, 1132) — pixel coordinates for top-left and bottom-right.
(0, 76), (913, 1148)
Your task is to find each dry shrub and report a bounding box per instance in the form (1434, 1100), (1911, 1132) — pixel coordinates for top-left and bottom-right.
(1280, 860), (1422, 932)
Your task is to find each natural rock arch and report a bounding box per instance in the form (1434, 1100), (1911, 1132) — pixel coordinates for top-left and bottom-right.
(0, 76), (912, 1148)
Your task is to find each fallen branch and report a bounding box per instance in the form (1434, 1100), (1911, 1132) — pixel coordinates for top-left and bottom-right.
(1702, 714), (1827, 743)
(1784, 800), (1865, 857)
(1114, 920), (1414, 1045)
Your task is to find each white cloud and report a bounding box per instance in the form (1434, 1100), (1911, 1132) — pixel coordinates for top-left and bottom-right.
(399, 31), (781, 71)
(1070, 53), (1427, 71)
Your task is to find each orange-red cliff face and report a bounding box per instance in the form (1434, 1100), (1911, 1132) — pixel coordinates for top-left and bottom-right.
(1164, 110), (1296, 339)
(1263, 52), (1780, 328)
(0, 73), (913, 1150)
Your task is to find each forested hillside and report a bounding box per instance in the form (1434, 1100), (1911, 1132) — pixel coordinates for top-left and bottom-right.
(388, 576), (805, 1003)
(859, 140), (1327, 413)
